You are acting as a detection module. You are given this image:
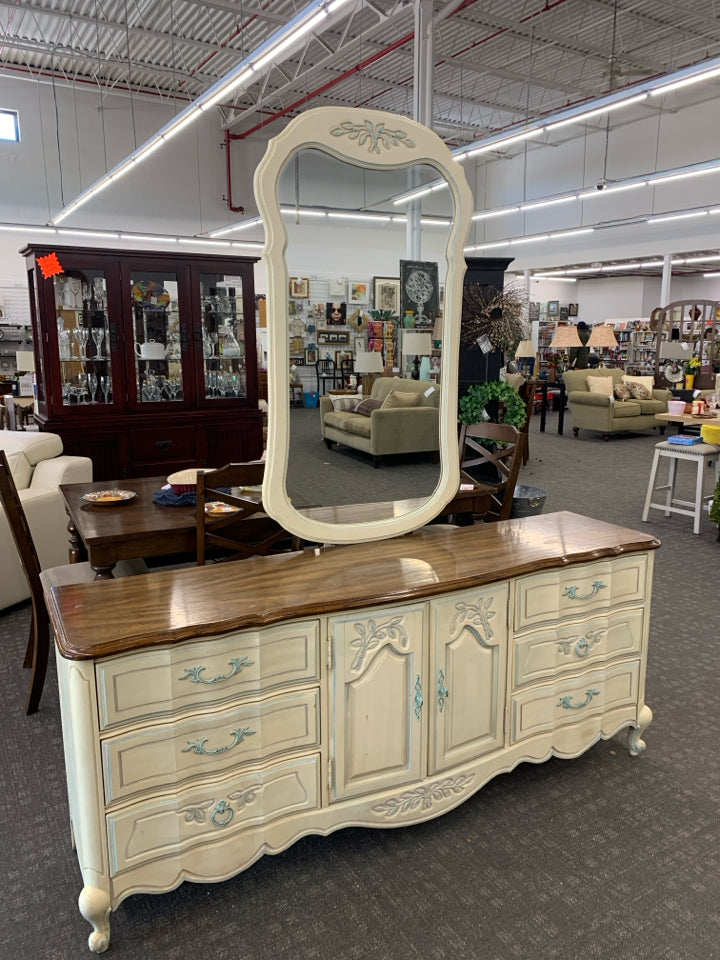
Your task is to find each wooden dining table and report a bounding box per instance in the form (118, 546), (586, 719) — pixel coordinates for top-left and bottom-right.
(59, 476), (263, 579)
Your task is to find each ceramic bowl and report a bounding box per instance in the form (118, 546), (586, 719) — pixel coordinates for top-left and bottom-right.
(667, 400), (686, 416)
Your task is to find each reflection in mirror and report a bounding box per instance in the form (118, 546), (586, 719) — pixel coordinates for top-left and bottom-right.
(279, 151), (453, 511)
(255, 107), (473, 545)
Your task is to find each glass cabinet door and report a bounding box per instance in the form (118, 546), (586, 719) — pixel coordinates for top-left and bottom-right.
(53, 270), (113, 406)
(129, 270), (184, 405)
(199, 272), (247, 400)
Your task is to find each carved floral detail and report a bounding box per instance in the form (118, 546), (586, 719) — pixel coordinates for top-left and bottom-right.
(372, 774), (476, 818)
(451, 598), (495, 642)
(350, 616), (409, 672)
(330, 120), (415, 154)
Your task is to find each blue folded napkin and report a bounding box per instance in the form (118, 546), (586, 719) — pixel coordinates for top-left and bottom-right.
(153, 489), (197, 506)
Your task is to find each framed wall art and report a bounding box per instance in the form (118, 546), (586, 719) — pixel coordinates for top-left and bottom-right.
(305, 347), (318, 364)
(326, 301), (347, 324)
(328, 278), (346, 298)
(548, 300), (559, 317)
(568, 303), (578, 316)
(348, 280), (368, 304)
(373, 276), (400, 315)
(400, 260), (439, 325)
(289, 277), (310, 298)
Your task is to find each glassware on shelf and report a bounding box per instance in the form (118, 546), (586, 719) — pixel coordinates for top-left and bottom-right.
(73, 328), (89, 360)
(165, 331), (181, 360)
(91, 328), (105, 359)
(101, 376), (112, 404)
(57, 317), (71, 360)
(87, 373), (98, 403)
(203, 332), (214, 359)
(220, 326), (242, 358)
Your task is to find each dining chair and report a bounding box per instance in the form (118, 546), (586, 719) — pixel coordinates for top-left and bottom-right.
(339, 357), (355, 387)
(196, 462), (294, 565)
(454, 421), (527, 523)
(0, 450), (145, 714)
(315, 358), (340, 395)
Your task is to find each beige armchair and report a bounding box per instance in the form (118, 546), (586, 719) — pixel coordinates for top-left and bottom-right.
(563, 368), (670, 441)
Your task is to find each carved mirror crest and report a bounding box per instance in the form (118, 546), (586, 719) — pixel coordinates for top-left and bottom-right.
(254, 106), (473, 545)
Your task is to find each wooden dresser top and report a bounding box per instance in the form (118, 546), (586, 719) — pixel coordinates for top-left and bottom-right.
(46, 512), (660, 660)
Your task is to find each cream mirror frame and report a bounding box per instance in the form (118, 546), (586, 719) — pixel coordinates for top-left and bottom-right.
(254, 106), (473, 545)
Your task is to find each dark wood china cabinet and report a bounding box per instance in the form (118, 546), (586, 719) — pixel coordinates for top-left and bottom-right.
(21, 245), (263, 481)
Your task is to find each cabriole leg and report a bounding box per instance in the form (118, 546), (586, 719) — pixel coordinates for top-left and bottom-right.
(628, 704), (652, 756)
(79, 886), (111, 953)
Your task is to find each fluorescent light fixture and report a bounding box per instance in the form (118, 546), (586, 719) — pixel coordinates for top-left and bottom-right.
(466, 241), (511, 251)
(647, 211), (708, 224)
(549, 228), (594, 239)
(704, 272), (720, 277)
(0, 224), (57, 234)
(510, 235), (549, 245)
(546, 93), (648, 131)
(601, 263), (640, 271)
(200, 71), (255, 111)
(391, 215), (408, 222)
(472, 206), (521, 221)
(651, 167), (720, 186)
(578, 181), (648, 198)
(119, 234), (178, 242)
(650, 65), (720, 96)
(327, 213), (391, 222)
(533, 276), (577, 282)
(178, 238), (231, 246)
(520, 195), (577, 212)
(209, 217), (263, 237)
(684, 254), (720, 263)
(280, 208), (327, 217)
(57, 229), (119, 239)
(420, 218), (451, 226)
(466, 129), (542, 158)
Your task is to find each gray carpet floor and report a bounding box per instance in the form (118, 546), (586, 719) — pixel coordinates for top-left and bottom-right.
(1, 409), (719, 959)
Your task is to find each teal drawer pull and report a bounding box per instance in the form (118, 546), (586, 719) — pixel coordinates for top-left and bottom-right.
(558, 688), (599, 710)
(562, 580), (607, 601)
(210, 800), (234, 827)
(437, 669), (449, 713)
(182, 726), (256, 756)
(414, 675), (423, 719)
(179, 656), (254, 685)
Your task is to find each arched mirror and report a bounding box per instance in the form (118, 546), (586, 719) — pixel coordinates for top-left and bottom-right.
(254, 107), (473, 544)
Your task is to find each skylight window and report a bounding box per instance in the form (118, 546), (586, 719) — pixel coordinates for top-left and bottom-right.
(0, 110), (20, 142)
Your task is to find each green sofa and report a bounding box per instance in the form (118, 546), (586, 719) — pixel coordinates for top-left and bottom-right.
(563, 368), (671, 441)
(320, 376), (440, 467)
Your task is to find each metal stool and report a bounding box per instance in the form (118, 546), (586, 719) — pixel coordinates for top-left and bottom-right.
(642, 440), (720, 534)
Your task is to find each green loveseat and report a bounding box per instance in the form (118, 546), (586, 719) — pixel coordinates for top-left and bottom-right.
(320, 376), (440, 467)
(563, 368), (671, 441)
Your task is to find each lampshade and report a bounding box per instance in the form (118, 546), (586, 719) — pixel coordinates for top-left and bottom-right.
(550, 325), (583, 348)
(353, 351), (384, 374)
(402, 332), (432, 356)
(15, 350), (35, 372)
(587, 325), (618, 348)
(515, 339), (536, 358)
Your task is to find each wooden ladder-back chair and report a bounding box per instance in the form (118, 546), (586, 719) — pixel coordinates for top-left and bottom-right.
(518, 378), (537, 465)
(456, 421), (527, 522)
(315, 358), (340, 395)
(0, 450), (146, 713)
(196, 462), (294, 565)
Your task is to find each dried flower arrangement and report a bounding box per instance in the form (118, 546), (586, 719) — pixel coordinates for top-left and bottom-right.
(460, 282), (530, 354)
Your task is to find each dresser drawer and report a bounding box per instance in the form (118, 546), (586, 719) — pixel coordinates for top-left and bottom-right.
(513, 607), (643, 688)
(130, 427), (197, 462)
(514, 555), (648, 631)
(102, 689), (319, 803)
(96, 620), (320, 730)
(510, 661), (640, 743)
(107, 754), (320, 876)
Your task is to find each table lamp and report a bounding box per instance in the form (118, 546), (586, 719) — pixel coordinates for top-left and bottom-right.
(549, 325), (583, 349)
(402, 331), (432, 380)
(15, 350), (35, 373)
(353, 351), (384, 395)
(587, 324), (619, 365)
(515, 339), (536, 375)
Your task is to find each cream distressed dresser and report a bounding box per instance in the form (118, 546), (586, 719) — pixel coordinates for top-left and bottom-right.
(45, 512), (659, 953)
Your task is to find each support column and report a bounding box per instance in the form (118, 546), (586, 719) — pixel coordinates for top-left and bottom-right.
(660, 253), (672, 305)
(407, 0), (434, 261)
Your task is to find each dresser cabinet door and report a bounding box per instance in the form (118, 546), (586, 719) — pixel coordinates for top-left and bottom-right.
(330, 603), (426, 801)
(429, 584), (508, 775)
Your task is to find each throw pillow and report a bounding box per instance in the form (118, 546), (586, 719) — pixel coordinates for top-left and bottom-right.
(586, 376), (614, 396)
(628, 382), (653, 400)
(613, 382), (633, 401)
(355, 398), (383, 416)
(381, 390), (419, 409)
(622, 374), (655, 395)
(330, 394), (361, 412)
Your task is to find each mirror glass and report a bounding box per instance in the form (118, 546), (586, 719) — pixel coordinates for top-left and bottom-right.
(280, 149), (453, 514)
(255, 107), (472, 544)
